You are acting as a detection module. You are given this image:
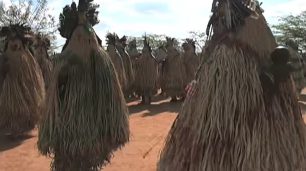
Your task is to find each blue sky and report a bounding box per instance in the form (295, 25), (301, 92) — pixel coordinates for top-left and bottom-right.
(2, 0), (306, 50)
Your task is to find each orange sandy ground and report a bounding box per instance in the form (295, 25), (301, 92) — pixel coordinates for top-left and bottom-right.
(0, 97), (180, 171)
(0, 95), (306, 171)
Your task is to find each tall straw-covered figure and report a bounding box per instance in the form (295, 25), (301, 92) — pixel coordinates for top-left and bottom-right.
(285, 39), (305, 97)
(128, 38), (142, 97)
(117, 35), (135, 97)
(133, 37), (158, 104)
(31, 34), (53, 89)
(161, 37), (187, 102)
(158, 0), (306, 171)
(37, 0), (130, 170)
(106, 33), (127, 89)
(0, 24), (45, 136)
(182, 39), (199, 85)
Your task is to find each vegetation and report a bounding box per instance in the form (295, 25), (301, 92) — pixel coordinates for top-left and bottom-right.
(0, 0), (56, 52)
(273, 11), (306, 52)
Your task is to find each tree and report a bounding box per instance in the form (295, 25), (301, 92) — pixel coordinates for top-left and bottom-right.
(146, 34), (168, 49)
(128, 34), (168, 51)
(0, 0), (56, 52)
(272, 11), (306, 52)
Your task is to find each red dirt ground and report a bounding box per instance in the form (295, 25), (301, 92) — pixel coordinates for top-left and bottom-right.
(0, 95), (305, 171)
(0, 97), (180, 171)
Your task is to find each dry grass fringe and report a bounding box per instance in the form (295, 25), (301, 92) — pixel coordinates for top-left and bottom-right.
(133, 53), (158, 96)
(107, 45), (127, 90)
(235, 15), (277, 64)
(183, 52), (200, 84)
(37, 26), (130, 171)
(118, 48), (135, 91)
(33, 47), (53, 89)
(161, 54), (187, 97)
(287, 47), (305, 94)
(0, 47), (45, 135)
(158, 44), (306, 171)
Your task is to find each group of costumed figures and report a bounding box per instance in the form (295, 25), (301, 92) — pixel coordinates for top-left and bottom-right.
(106, 33), (200, 104)
(0, 0), (306, 171)
(0, 0), (129, 170)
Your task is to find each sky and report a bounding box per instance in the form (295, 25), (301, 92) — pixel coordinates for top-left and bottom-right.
(2, 0), (306, 50)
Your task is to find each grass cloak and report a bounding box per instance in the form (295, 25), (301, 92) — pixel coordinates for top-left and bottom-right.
(161, 48), (187, 98)
(133, 48), (158, 99)
(158, 6), (306, 171)
(117, 43), (135, 93)
(107, 44), (127, 90)
(0, 39), (45, 135)
(31, 36), (53, 89)
(37, 25), (130, 171)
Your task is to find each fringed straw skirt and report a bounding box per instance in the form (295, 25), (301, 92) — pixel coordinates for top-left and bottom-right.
(38, 50), (129, 171)
(0, 52), (45, 135)
(158, 43), (306, 171)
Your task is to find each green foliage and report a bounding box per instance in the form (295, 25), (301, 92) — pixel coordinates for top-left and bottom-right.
(0, 0), (56, 51)
(273, 11), (306, 52)
(128, 34), (167, 51)
(188, 31), (207, 51)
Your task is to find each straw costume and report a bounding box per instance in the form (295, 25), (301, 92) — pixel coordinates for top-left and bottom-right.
(31, 34), (53, 89)
(0, 24), (45, 136)
(286, 39), (305, 96)
(155, 45), (168, 95)
(158, 0), (306, 171)
(161, 37), (187, 102)
(37, 1), (129, 170)
(182, 39), (200, 85)
(117, 36), (135, 96)
(106, 33), (127, 89)
(127, 39), (141, 65)
(127, 38), (142, 98)
(133, 37), (158, 104)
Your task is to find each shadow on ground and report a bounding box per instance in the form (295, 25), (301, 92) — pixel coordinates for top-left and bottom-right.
(128, 95), (182, 117)
(0, 134), (34, 152)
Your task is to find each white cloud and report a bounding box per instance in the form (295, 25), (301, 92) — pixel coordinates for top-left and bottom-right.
(264, 0), (306, 24)
(2, 0), (306, 51)
(1, 0), (11, 6)
(96, 0), (211, 46)
(96, 0), (306, 47)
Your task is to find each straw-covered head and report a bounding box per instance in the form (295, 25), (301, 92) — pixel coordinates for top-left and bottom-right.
(166, 37), (176, 48)
(182, 38), (196, 51)
(128, 39), (137, 49)
(58, 0), (100, 40)
(120, 36), (128, 47)
(0, 23), (34, 52)
(285, 39), (299, 51)
(143, 36), (152, 53)
(32, 33), (51, 50)
(207, 0), (264, 36)
(106, 33), (118, 46)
